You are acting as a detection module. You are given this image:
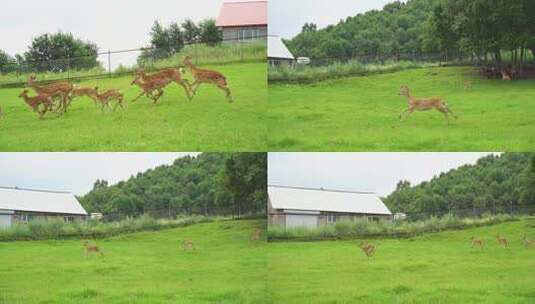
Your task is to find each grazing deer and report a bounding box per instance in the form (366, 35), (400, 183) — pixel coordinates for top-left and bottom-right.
(471, 236), (484, 248)
(183, 56), (233, 102)
(496, 234), (508, 247)
(462, 80), (473, 90)
(131, 74), (172, 104)
(83, 241), (103, 257)
(360, 242), (377, 258)
(522, 235), (534, 248)
(18, 89), (54, 119)
(95, 88), (124, 112)
(182, 239), (195, 251)
(27, 74), (73, 113)
(398, 85), (457, 124)
(70, 85), (99, 104)
(250, 227), (262, 242)
(135, 68), (191, 100)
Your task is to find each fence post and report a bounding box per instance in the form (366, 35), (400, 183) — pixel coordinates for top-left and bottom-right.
(108, 49), (111, 76)
(240, 39), (244, 62)
(67, 55), (70, 81)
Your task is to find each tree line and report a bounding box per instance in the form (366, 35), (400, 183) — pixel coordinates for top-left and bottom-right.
(79, 153), (266, 220)
(286, 0), (535, 73)
(0, 18), (221, 74)
(384, 153), (535, 217)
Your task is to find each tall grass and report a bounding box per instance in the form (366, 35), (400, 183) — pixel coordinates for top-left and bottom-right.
(268, 214), (524, 241)
(268, 60), (439, 84)
(0, 215), (213, 241)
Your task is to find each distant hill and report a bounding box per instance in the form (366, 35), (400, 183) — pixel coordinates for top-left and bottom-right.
(286, 0), (440, 59)
(79, 153), (266, 218)
(384, 153), (535, 215)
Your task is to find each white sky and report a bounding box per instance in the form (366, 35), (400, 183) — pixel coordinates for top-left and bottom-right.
(0, 153), (199, 196)
(0, 0), (233, 68)
(268, 153), (496, 197)
(269, 0), (396, 39)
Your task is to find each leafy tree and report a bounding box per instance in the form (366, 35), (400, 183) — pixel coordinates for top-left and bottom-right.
(182, 19), (201, 44)
(198, 19), (222, 45)
(0, 49), (16, 73)
(24, 32), (99, 72)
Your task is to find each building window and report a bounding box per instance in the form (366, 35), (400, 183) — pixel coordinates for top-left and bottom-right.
(368, 216), (380, 222)
(17, 214), (29, 224)
(64, 216), (74, 224)
(238, 28), (262, 41)
(327, 215), (337, 223)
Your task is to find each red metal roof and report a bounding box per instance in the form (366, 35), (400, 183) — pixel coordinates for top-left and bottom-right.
(216, 1), (268, 27)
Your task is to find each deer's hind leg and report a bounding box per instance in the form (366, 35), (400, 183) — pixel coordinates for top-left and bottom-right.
(176, 80), (192, 101)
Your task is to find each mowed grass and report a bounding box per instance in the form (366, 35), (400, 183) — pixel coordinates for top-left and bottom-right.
(267, 218), (535, 303)
(268, 66), (535, 151)
(0, 219), (268, 304)
(0, 62), (266, 151)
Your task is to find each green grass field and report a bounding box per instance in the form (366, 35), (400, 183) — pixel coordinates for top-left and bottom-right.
(0, 219), (268, 304)
(0, 62), (266, 152)
(267, 218), (535, 303)
(268, 66), (535, 151)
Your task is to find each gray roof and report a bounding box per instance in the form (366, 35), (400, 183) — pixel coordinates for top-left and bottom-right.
(0, 186), (87, 215)
(268, 185), (392, 215)
(268, 36), (295, 60)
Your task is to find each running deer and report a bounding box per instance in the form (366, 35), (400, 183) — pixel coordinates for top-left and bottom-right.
(471, 236), (484, 248)
(83, 241), (103, 257)
(95, 88), (124, 112)
(18, 89), (54, 119)
(135, 68), (191, 100)
(360, 242), (377, 258)
(496, 234), (508, 247)
(183, 56), (233, 102)
(398, 85), (457, 124)
(70, 85), (99, 104)
(182, 239), (195, 251)
(27, 74), (73, 113)
(250, 227), (262, 242)
(522, 235), (534, 248)
(131, 74), (172, 104)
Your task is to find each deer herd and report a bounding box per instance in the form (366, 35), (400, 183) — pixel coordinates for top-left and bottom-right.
(11, 56), (233, 119)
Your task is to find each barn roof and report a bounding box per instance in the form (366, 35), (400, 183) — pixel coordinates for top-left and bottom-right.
(216, 1), (268, 28)
(268, 185), (392, 215)
(0, 186), (87, 215)
(268, 36), (295, 60)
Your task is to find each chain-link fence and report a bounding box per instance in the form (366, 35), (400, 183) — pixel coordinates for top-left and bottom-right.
(0, 36), (267, 88)
(397, 205), (535, 222)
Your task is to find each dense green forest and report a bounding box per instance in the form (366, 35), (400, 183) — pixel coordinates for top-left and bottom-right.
(286, 0), (535, 74)
(79, 153), (267, 219)
(384, 153), (535, 217)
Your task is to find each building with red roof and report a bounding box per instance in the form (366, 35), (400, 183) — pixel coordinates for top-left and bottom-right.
(216, 1), (267, 42)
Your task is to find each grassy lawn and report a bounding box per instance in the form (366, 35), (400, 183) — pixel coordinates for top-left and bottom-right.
(0, 62), (266, 152)
(267, 218), (535, 303)
(268, 66), (535, 151)
(0, 219), (268, 304)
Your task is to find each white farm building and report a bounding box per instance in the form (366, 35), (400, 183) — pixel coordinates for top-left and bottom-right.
(268, 36), (295, 66)
(0, 186), (88, 228)
(268, 185), (392, 229)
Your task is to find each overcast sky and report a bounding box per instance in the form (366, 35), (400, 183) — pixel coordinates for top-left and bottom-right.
(269, 0), (395, 39)
(0, 0), (230, 68)
(0, 153), (198, 196)
(269, 153), (496, 197)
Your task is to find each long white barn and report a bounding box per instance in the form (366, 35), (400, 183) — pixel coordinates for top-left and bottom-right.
(0, 186), (87, 228)
(268, 185), (392, 229)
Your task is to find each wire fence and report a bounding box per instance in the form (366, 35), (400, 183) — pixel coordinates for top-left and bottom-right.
(0, 36), (267, 88)
(398, 205), (535, 222)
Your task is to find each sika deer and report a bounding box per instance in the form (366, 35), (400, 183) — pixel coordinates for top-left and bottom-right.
(522, 235), (534, 248)
(360, 242), (377, 258)
(70, 85), (99, 104)
(398, 85), (457, 125)
(471, 236), (484, 248)
(135, 68), (191, 100)
(182, 239), (195, 251)
(83, 241), (103, 256)
(250, 227), (262, 242)
(183, 56), (233, 102)
(496, 234), (508, 247)
(131, 75), (172, 104)
(18, 89), (54, 119)
(95, 88), (124, 112)
(27, 74), (73, 113)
